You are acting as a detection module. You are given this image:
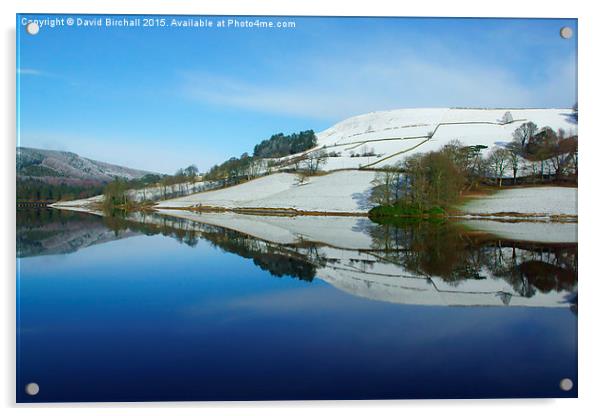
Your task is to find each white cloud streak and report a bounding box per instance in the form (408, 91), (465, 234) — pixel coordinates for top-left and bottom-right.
(17, 68), (46, 76)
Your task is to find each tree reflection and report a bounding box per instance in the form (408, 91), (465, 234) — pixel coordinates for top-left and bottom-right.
(366, 218), (577, 300)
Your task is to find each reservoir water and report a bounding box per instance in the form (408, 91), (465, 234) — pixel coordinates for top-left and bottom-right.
(16, 209), (577, 402)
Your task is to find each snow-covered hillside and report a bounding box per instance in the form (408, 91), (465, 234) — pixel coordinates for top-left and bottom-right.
(156, 170), (376, 213)
(274, 108), (576, 171)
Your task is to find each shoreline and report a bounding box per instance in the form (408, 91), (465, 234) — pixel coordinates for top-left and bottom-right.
(47, 201), (578, 223)
(156, 205), (370, 217)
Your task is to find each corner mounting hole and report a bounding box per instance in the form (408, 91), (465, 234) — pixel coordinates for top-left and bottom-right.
(559, 378), (573, 391)
(25, 382), (39, 396)
(26, 22), (40, 36)
(560, 26), (573, 39)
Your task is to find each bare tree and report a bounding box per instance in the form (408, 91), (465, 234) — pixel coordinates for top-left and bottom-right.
(370, 167), (402, 205)
(527, 127), (557, 181)
(488, 148), (511, 187)
(544, 129), (578, 179)
(512, 122), (538, 150)
(441, 140), (487, 190)
(289, 154), (307, 171)
(505, 140), (522, 184)
(304, 150), (328, 174)
(523, 160), (539, 182)
(244, 158), (263, 180)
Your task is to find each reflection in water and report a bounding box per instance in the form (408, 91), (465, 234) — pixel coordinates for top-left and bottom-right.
(104, 212), (320, 282)
(89, 211), (577, 308)
(17, 209), (137, 258)
(367, 220), (577, 306)
(17, 210), (577, 307)
(16, 209), (578, 401)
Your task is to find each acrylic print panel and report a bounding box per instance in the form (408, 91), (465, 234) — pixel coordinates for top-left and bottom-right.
(16, 14), (578, 402)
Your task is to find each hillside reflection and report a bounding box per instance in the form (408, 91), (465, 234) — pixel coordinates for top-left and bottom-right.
(104, 212), (577, 308)
(17, 209), (577, 308)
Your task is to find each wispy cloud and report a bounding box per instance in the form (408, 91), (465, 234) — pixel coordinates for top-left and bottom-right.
(179, 47), (576, 121)
(17, 68), (47, 76)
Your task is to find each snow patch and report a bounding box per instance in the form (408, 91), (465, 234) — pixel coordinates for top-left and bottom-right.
(462, 186), (577, 216)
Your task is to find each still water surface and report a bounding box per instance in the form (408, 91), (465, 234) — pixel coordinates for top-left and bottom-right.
(16, 209), (577, 401)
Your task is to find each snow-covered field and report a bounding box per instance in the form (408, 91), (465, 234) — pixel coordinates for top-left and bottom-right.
(461, 186), (577, 216)
(156, 170), (376, 213)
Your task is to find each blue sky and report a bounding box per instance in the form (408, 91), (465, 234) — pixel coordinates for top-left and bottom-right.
(17, 15), (577, 173)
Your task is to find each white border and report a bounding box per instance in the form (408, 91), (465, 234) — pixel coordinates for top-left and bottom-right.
(2, 1), (600, 415)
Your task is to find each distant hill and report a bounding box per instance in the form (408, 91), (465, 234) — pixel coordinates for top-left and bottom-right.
(17, 147), (154, 186)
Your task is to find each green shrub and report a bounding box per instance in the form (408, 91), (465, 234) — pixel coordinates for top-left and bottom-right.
(368, 203), (446, 219)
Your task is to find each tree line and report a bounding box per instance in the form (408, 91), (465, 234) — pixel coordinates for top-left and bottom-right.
(253, 130), (317, 158)
(502, 122), (578, 183)
(204, 130), (318, 183)
(204, 153), (264, 184)
(102, 166), (199, 209)
(16, 179), (104, 202)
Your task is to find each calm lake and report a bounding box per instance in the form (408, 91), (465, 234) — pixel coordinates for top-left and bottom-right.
(16, 209), (578, 402)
